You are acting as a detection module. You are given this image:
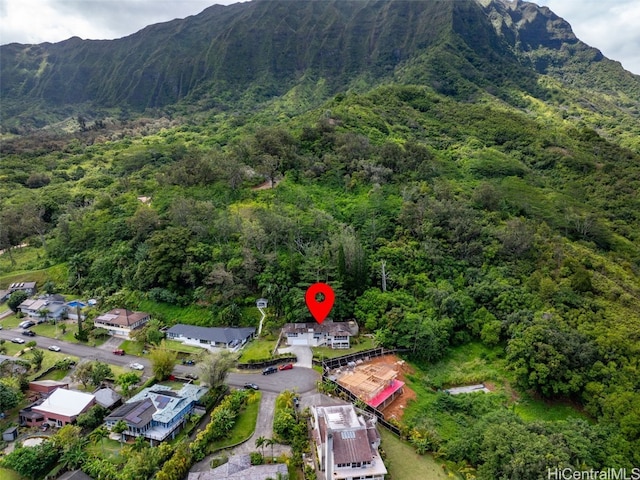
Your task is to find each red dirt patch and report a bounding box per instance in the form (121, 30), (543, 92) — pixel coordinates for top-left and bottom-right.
(358, 354), (417, 421)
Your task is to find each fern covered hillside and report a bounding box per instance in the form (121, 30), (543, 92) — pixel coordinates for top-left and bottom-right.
(1, 0), (640, 477)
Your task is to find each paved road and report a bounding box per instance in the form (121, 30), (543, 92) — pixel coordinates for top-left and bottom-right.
(0, 318), (321, 392)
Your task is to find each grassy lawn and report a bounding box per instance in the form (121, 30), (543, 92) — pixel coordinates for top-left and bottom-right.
(164, 339), (206, 354)
(86, 437), (124, 461)
(119, 339), (146, 356)
(239, 337), (277, 362)
(35, 368), (69, 381)
(379, 428), (452, 480)
(1, 313), (23, 329)
(312, 336), (377, 359)
(0, 468), (26, 480)
(209, 391), (261, 452)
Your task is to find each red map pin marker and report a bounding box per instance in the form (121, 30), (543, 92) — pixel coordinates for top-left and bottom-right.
(305, 282), (335, 324)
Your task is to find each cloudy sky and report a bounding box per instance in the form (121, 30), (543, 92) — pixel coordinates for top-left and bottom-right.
(0, 0), (638, 75)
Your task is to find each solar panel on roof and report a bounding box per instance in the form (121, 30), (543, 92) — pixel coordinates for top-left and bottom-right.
(125, 400), (152, 423)
(155, 395), (171, 409)
(341, 430), (356, 439)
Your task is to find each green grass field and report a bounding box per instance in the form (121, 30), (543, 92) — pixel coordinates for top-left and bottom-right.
(238, 338), (277, 362)
(379, 428), (452, 480)
(209, 391), (261, 452)
(0, 468), (26, 480)
(312, 336), (377, 359)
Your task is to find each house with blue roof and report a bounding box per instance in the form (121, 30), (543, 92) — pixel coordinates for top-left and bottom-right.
(104, 383), (207, 444)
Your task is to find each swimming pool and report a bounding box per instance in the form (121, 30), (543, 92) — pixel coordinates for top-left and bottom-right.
(67, 300), (86, 308)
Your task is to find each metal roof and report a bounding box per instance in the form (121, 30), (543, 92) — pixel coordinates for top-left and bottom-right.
(166, 324), (255, 344)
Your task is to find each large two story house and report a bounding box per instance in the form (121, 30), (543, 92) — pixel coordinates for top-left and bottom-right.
(282, 319), (358, 349)
(104, 384), (207, 444)
(312, 404), (387, 480)
(93, 309), (150, 339)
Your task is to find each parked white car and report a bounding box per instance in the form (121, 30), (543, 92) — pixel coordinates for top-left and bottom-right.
(129, 362), (144, 370)
(48, 345), (61, 352)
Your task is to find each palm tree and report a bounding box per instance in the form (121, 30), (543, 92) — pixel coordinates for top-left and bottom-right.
(264, 437), (276, 462)
(255, 435), (266, 457)
(112, 420), (128, 447)
(131, 435), (147, 452)
(89, 425), (109, 454)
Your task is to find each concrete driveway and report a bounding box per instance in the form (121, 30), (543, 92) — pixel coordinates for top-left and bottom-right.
(278, 345), (313, 368)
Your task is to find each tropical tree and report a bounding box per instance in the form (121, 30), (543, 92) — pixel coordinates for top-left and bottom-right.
(255, 435), (267, 457)
(89, 425), (109, 454)
(112, 419), (128, 447)
(90, 361), (114, 387)
(30, 348), (44, 371)
(149, 340), (177, 381)
(265, 437), (276, 461)
(0, 381), (22, 411)
(7, 290), (28, 312)
(115, 371), (141, 398)
(71, 361), (93, 388)
(197, 350), (238, 388)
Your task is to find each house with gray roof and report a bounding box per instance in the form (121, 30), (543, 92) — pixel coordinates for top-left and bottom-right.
(104, 383), (207, 444)
(166, 324), (256, 352)
(18, 296), (67, 320)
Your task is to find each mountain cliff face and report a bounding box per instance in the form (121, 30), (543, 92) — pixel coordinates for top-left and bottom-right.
(2, 0), (637, 131)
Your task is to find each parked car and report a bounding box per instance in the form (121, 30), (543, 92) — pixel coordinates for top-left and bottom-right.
(19, 320), (35, 329)
(48, 345), (61, 352)
(182, 359), (195, 366)
(0, 325), (3, 330)
(185, 373), (198, 380)
(113, 349), (125, 356)
(11, 338), (25, 344)
(21, 330), (36, 337)
(278, 363), (293, 371)
(129, 362), (144, 370)
(262, 366), (278, 375)
(244, 383), (260, 390)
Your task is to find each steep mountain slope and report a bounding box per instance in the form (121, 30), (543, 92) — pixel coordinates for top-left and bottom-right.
(2, 0), (638, 133)
(1, 1), (640, 477)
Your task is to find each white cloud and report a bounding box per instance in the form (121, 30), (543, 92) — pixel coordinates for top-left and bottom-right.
(0, 0), (236, 44)
(535, 0), (640, 74)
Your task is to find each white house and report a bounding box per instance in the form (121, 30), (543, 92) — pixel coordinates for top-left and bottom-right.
(18, 298), (67, 320)
(312, 404), (387, 480)
(94, 309), (150, 339)
(166, 324), (255, 351)
(282, 319), (358, 349)
(32, 388), (96, 427)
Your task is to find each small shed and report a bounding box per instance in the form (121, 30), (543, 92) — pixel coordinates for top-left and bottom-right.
(256, 298), (268, 308)
(29, 380), (69, 395)
(3, 426), (18, 442)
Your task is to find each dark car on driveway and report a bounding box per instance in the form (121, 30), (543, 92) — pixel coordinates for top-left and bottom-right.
(262, 366), (278, 375)
(182, 359), (195, 366)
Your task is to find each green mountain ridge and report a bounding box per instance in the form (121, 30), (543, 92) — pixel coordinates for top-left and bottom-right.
(2, 0), (638, 132)
(1, 0), (640, 477)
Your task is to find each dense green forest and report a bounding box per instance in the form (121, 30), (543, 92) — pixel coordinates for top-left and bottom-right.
(2, 81), (640, 475)
(2, 0), (640, 477)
